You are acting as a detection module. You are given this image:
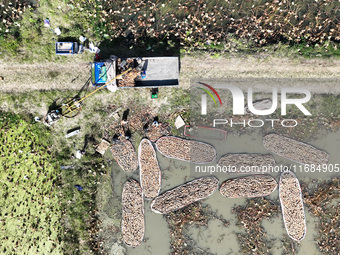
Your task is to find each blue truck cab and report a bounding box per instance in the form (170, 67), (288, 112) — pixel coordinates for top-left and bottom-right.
(91, 62), (108, 85)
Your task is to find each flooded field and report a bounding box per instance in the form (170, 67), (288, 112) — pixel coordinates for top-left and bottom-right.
(98, 127), (339, 255)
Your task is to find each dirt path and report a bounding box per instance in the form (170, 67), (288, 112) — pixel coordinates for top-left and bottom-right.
(0, 54), (339, 93)
(0, 62), (91, 92)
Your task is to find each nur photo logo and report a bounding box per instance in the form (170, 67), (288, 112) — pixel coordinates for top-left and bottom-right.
(198, 83), (312, 116)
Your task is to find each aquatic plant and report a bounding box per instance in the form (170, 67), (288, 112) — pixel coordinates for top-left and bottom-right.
(75, 0), (339, 49)
(232, 198), (279, 254)
(2, 0), (339, 60)
(302, 178), (339, 254)
(165, 202), (230, 255)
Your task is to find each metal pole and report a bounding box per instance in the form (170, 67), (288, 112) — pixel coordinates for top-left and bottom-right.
(63, 68), (132, 116)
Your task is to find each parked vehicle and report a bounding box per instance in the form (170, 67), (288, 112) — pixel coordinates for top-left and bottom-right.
(55, 42), (83, 55)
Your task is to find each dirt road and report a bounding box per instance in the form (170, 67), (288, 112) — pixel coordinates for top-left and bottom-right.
(0, 61), (91, 92)
(0, 54), (339, 93)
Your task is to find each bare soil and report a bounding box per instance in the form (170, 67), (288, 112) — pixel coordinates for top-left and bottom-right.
(0, 61), (90, 92)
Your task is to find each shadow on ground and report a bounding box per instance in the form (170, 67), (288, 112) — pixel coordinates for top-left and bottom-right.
(97, 33), (180, 59)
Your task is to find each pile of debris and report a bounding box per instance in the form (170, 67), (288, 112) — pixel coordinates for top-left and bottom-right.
(121, 179), (145, 247)
(150, 176), (219, 214)
(117, 69), (140, 87)
(145, 122), (171, 142)
(279, 171), (307, 242)
(138, 139), (161, 199)
(220, 175), (277, 198)
(117, 58), (140, 87)
(218, 154), (276, 173)
(263, 134), (329, 165)
(111, 139), (138, 172)
(155, 136), (216, 163)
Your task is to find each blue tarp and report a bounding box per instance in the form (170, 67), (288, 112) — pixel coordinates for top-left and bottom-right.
(92, 62), (107, 85)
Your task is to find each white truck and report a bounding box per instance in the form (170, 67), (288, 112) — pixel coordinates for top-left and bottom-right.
(91, 56), (180, 92)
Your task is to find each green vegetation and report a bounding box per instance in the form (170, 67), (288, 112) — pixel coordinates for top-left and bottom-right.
(0, 112), (63, 254)
(58, 148), (107, 254)
(0, 0), (94, 62)
(0, 108), (108, 254)
(77, 0), (339, 47)
(0, 86), (192, 253)
(1, 0), (339, 62)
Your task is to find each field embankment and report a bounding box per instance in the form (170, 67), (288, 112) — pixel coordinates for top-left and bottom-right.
(1, 54), (340, 93)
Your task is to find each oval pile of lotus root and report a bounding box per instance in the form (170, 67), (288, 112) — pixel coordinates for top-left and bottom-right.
(220, 175), (277, 198)
(155, 136), (216, 163)
(150, 176), (219, 214)
(279, 171), (307, 242)
(218, 154), (275, 173)
(138, 138), (161, 199)
(263, 134), (329, 166)
(111, 139), (138, 172)
(121, 179), (145, 247)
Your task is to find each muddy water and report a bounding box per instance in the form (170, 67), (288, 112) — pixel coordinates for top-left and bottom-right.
(110, 128), (339, 255)
(124, 158), (191, 255)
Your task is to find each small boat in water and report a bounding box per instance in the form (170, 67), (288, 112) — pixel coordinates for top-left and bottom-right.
(218, 153), (276, 173)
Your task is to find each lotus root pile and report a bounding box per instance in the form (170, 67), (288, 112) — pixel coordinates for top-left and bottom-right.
(121, 179), (145, 247)
(263, 134), (329, 165)
(279, 171), (307, 241)
(138, 139), (161, 199)
(145, 123), (170, 142)
(220, 175), (277, 198)
(218, 154), (276, 173)
(151, 176), (219, 214)
(111, 140), (138, 172)
(118, 133), (313, 246)
(155, 136), (216, 163)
